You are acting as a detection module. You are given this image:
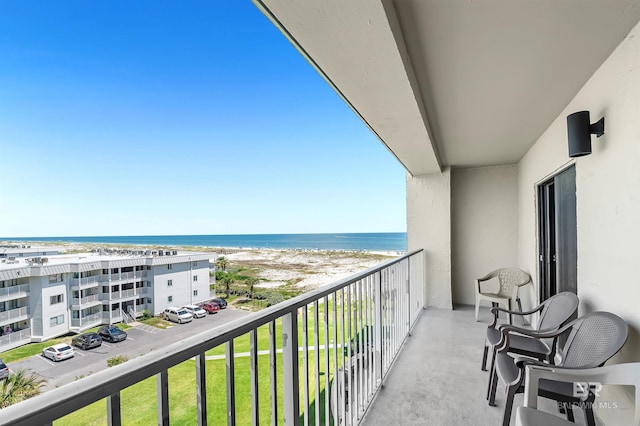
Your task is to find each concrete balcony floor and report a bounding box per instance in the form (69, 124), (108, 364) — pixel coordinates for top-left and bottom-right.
(361, 306), (570, 426)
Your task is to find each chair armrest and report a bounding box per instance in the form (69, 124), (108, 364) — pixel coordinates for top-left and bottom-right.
(477, 270), (500, 282)
(490, 305), (542, 328)
(501, 321), (572, 340)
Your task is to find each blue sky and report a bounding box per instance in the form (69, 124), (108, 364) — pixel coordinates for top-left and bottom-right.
(0, 1), (406, 237)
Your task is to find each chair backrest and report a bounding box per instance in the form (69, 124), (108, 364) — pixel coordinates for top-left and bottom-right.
(559, 312), (628, 368)
(537, 292), (579, 332)
(496, 268), (531, 298)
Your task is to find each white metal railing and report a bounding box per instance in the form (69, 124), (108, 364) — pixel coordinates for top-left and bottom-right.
(103, 309), (122, 322)
(71, 276), (100, 288)
(0, 306), (29, 324)
(0, 284), (30, 301)
(70, 313), (102, 328)
(0, 250), (425, 426)
(0, 328), (31, 349)
(71, 294), (101, 306)
(106, 271), (146, 282)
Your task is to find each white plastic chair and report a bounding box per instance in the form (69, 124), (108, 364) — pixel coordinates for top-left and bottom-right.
(516, 363), (640, 426)
(475, 268), (531, 324)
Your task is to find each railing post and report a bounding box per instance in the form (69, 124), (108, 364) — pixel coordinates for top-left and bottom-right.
(374, 271), (382, 386)
(250, 329), (259, 426)
(226, 340), (236, 426)
(196, 353), (207, 426)
(282, 309), (300, 425)
(157, 370), (169, 426)
(107, 391), (121, 426)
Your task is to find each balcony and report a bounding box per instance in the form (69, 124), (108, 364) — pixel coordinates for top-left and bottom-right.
(102, 287), (148, 302)
(0, 284), (29, 303)
(0, 250), (426, 425)
(103, 309), (122, 323)
(0, 328), (31, 353)
(0, 306), (29, 326)
(71, 294), (101, 307)
(70, 313), (102, 329)
(105, 271), (147, 283)
(70, 276), (100, 290)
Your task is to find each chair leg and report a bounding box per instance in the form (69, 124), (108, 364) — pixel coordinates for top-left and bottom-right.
(584, 401), (596, 426)
(508, 299), (513, 325)
(566, 403), (575, 422)
(481, 343), (489, 371)
(502, 384), (518, 426)
(488, 368), (499, 406)
(475, 296), (480, 322)
(486, 345), (497, 399)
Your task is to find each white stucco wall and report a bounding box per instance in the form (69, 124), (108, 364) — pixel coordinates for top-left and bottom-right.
(406, 168), (452, 309)
(451, 165), (519, 306)
(518, 18), (640, 423)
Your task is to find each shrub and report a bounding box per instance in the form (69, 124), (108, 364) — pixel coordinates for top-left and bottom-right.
(140, 309), (152, 321)
(107, 355), (129, 367)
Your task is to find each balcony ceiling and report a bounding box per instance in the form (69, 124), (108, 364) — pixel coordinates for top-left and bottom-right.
(254, 0), (640, 175)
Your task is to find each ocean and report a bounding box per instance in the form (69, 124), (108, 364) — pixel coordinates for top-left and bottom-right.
(4, 233), (407, 252)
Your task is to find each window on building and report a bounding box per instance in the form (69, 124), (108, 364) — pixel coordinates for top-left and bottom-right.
(49, 315), (65, 327)
(48, 274), (63, 283)
(168, 296), (173, 303)
(147, 298), (152, 304)
(167, 264), (172, 270)
(192, 261), (197, 266)
(50, 294), (64, 305)
(193, 290), (198, 296)
(193, 275), (198, 282)
(167, 279), (173, 287)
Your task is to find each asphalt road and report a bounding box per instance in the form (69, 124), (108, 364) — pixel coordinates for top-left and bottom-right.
(8, 307), (252, 391)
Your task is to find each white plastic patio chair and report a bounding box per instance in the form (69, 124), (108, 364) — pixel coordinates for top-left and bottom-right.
(475, 268), (531, 324)
(516, 363), (640, 426)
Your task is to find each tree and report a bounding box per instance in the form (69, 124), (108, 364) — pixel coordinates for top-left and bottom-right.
(215, 256), (229, 272)
(222, 277), (234, 299)
(245, 277), (258, 299)
(0, 369), (46, 408)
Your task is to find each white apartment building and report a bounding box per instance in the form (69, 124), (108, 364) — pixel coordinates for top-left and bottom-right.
(0, 249), (213, 352)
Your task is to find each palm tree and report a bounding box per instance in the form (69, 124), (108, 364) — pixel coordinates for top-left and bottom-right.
(0, 369), (46, 408)
(245, 277), (258, 299)
(222, 277), (233, 299)
(215, 256), (229, 272)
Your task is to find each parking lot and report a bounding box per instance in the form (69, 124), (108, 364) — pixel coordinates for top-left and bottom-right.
(7, 307), (251, 391)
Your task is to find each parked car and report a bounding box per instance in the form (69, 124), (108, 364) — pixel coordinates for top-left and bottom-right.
(0, 359), (8, 379)
(200, 302), (220, 314)
(181, 304), (207, 319)
(163, 307), (193, 324)
(98, 325), (128, 343)
(71, 332), (102, 350)
(212, 298), (228, 309)
(42, 343), (75, 362)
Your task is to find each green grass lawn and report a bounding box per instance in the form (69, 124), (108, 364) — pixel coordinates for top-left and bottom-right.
(53, 298), (371, 426)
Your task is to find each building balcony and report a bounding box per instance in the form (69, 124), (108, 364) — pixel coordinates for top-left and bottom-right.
(0, 250), (429, 425)
(102, 287), (147, 301)
(103, 309), (122, 323)
(0, 306), (29, 326)
(104, 271), (147, 283)
(70, 313), (102, 330)
(0, 284), (29, 303)
(70, 276), (100, 290)
(71, 294), (101, 308)
(0, 328), (31, 353)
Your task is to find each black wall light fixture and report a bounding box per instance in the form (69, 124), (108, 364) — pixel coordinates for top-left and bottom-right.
(567, 111), (605, 157)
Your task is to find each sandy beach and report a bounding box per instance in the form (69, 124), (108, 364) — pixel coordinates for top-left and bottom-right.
(1, 240), (399, 292)
(223, 248), (397, 290)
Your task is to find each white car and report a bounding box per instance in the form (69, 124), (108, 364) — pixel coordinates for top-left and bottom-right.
(181, 304), (207, 319)
(42, 343), (75, 362)
(163, 307), (193, 324)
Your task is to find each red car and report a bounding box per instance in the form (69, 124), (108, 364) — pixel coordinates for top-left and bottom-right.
(200, 302), (220, 314)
